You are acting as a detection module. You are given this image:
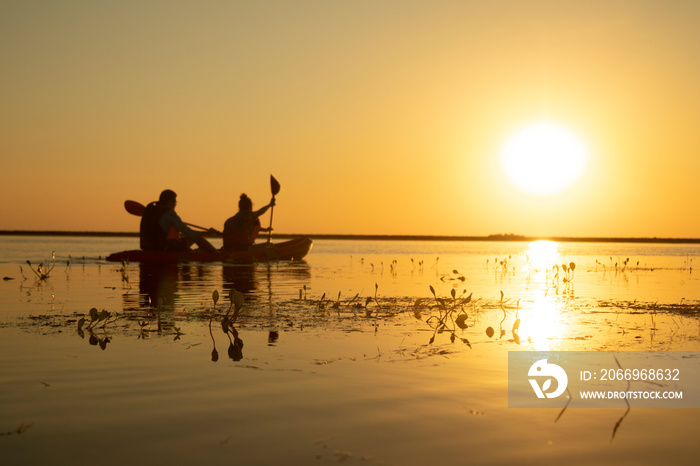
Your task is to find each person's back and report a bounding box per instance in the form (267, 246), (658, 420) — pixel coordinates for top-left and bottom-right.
(140, 189), (217, 252)
(140, 201), (169, 251)
(222, 194), (270, 251)
(222, 210), (259, 251)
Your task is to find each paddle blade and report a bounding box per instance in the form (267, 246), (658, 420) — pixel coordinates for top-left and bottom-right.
(270, 175), (281, 197)
(124, 200), (146, 216)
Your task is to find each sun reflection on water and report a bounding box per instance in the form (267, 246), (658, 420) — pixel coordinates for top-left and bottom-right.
(518, 295), (567, 351)
(526, 240), (560, 272)
(519, 241), (568, 350)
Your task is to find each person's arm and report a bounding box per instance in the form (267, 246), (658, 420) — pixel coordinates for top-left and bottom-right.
(159, 210), (202, 239)
(253, 198), (276, 217)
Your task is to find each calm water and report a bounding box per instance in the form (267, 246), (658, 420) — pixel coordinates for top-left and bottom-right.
(1, 235), (699, 465)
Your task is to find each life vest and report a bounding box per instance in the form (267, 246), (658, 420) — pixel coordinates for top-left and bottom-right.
(139, 202), (170, 251)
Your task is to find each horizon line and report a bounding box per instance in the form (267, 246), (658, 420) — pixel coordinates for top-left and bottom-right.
(1, 230), (699, 244)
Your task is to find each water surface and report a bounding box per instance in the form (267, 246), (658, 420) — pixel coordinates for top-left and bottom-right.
(1, 236), (698, 465)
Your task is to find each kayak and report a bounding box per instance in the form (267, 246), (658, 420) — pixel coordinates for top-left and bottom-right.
(106, 237), (312, 263)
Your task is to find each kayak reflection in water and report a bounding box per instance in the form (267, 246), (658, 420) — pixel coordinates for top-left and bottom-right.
(139, 263), (178, 307)
(222, 194), (275, 251)
(140, 189), (217, 252)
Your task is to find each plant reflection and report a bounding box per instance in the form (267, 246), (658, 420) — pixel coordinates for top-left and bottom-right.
(76, 307), (115, 350)
(610, 353), (632, 442)
(209, 288), (246, 362)
(208, 316), (244, 362)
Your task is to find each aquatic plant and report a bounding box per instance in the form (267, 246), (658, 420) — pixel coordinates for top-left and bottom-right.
(490, 255), (513, 273)
(209, 326), (219, 362)
(77, 307), (114, 333)
(330, 291), (342, 309)
(207, 288), (246, 362)
(484, 291), (520, 343)
(558, 262), (576, 294)
(562, 262), (576, 283)
(440, 269), (466, 282)
(119, 260), (130, 287)
(0, 422), (34, 437)
(610, 354), (631, 442)
(314, 288), (379, 315)
(554, 388), (572, 424)
(76, 308), (114, 350)
(88, 332), (111, 350)
(550, 264), (560, 286)
(210, 289), (220, 326)
(224, 288), (245, 325)
(374, 282), (382, 310)
(547, 353), (630, 441)
(425, 285), (472, 346)
(24, 252), (56, 281)
(209, 290), (220, 361)
(331, 292), (361, 309)
(224, 326), (244, 361)
(431, 257), (440, 274)
(316, 292), (328, 310)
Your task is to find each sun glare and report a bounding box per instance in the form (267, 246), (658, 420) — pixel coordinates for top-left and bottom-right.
(500, 121), (588, 196)
(526, 240), (560, 272)
(519, 296), (566, 351)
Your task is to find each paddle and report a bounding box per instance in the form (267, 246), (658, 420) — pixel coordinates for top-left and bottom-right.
(267, 175), (280, 243)
(124, 200), (220, 234)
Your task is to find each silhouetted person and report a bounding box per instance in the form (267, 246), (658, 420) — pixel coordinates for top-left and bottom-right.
(222, 194), (274, 251)
(140, 189), (216, 252)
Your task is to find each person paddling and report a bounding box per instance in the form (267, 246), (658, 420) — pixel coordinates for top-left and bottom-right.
(140, 189), (216, 252)
(222, 194), (275, 251)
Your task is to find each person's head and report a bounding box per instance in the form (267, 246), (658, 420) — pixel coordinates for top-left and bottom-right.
(158, 189), (177, 209)
(238, 194), (252, 211)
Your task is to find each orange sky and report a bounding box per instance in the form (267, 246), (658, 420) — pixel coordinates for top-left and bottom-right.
(1, 1), (699, 238)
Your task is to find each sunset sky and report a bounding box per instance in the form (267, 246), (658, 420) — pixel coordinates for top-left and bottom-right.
(2, 1), (699, 238)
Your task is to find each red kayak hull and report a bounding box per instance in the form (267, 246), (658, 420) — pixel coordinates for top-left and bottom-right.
(106, 237), (312, 263)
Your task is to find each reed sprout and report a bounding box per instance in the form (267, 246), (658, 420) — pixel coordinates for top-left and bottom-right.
(374, 282), (382, 310)
(24, 252), (56, 280)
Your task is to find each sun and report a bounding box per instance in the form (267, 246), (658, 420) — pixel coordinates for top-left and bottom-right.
(500, 121), (589, 196)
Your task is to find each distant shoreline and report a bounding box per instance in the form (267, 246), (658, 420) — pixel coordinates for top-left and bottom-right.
(1, 230), (699, 244)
